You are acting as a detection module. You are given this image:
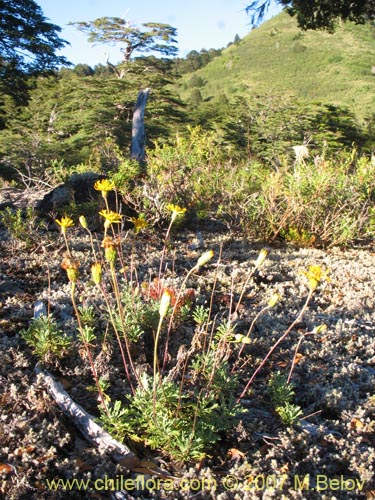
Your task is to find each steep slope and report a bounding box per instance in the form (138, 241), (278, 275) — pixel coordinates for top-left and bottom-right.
(178, 12), (375, 121)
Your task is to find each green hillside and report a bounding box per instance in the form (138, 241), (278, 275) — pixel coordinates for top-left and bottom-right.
(178, 12), (375, 121)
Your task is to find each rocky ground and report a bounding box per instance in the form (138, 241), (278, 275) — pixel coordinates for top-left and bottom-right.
(0, 210), (375, 500)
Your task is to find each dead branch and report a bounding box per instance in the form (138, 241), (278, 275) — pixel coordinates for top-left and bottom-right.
(34, 363), (136, 462)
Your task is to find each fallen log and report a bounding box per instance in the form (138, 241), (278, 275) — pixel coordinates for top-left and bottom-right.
(34, 363), (136, 461)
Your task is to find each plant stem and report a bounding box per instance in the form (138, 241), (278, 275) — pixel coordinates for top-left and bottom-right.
(231, 306), (270, 374)
(109, 264), (139, 389)
(162, 266), (196, 370)
(71, 282), (108, 413)
(158, 218), (174, 287)
(153, 314), (165, 420)
(237, 289), (314, 402)
(98, 281), (136, 395)
(63, 232), (72, 257)
(287, 330), (316, 384)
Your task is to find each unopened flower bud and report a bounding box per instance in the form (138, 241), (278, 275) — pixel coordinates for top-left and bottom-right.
(79, 215), (88, 229)
(196, 249), (214, 269)
(255, 248), (268, 269)
(91, 262), (102, 285)
(159, 290), (172, 318)
(234, 333), (251, 344)
(268, 293), (281, 308)
(66, 267), (79, 283)
(312, 324), (328, 334)
(104, 246), (117, 264)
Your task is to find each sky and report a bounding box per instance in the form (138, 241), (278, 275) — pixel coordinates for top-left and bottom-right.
(37, 0), (281, 67)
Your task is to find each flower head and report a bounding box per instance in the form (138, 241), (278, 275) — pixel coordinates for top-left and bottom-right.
(91, 262), (103, 285)
(61, 254), (79, 283)
(159, 290), (172, 319)
(79, 215), (89, 230)
(254, 248), (268, 269)
(196, 249), (214, 269)
(55, 216), (74, 235)
(166, 203), (186, 222)
(101, 236), (121, 264)
(130, 216), (148, 234)
(268, 292), (281, 308)
(301, 265), (330, 291)
(94, 179), (115, 199)
(99, 209), (123, 230)
(293, 144), (309, 165)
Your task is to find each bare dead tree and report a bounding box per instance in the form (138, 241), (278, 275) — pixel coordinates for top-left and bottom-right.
(131, 88), (150, 161)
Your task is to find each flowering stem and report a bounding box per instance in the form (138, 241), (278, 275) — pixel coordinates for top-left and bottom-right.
(158, 218), (174, 288)
(63, 232), (72, 257)
(161, 266), (195, 371)
(287, 330), (316, 384)
(71, 282), (108, 413)
(231, 305), (271, 374)
(109, 264), (139, 390)
(152, 315), (165, 420)
(84, 228), (98, 262)
(237, 289), (314, 402)
(98, 281), (136, 395)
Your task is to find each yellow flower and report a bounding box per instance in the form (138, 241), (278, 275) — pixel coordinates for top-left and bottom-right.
(94, 179), (115, 199)
(99, 209), (123, 229)
(91, 262), (102, 285)
(159, 290), (172, 319)
(301, 265), (330, 291)
(130, 216), (148, 234)
(166, 203), (187, 222)
(196, 249), (214, 269)
(55, 216), (74, 235)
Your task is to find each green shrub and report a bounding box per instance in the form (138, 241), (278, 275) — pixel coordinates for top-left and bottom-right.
(236, 150), (375, 246)
(101, 370), (240, 462)
(0, 207), (43, 249)
(21, 315), (71, 363)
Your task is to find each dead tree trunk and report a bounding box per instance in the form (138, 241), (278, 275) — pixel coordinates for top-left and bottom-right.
(131, 88), (150, 161)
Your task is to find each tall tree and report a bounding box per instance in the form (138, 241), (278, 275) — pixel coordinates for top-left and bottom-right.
(71, 17), (178, 67)
(0, 0), (69, 73)
(246, 0), (375, 31)
(0, 0), (70, 110)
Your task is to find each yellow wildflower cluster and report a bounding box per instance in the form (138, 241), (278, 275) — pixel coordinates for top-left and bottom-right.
(301, 265), (330, 291)
(94, 179), (115, 200)
(55, 216), (74, 235)
(99, 209), (123, 230)
(130, 216), (148, 234)
(166, 203), (187, 222)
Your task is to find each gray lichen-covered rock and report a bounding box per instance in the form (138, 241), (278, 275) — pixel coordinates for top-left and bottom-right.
(35, 172), (106, 214)
(0, 173), (137, 232)
(0, 186), (48, 211)
(0, 173), (106, 213)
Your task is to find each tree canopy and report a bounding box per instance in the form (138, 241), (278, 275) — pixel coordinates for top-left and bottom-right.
(246, 0), (375, 30)
(0, 0), (69, 72)
(71, 17), (178, 64)
(0, 0), (70, 109)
